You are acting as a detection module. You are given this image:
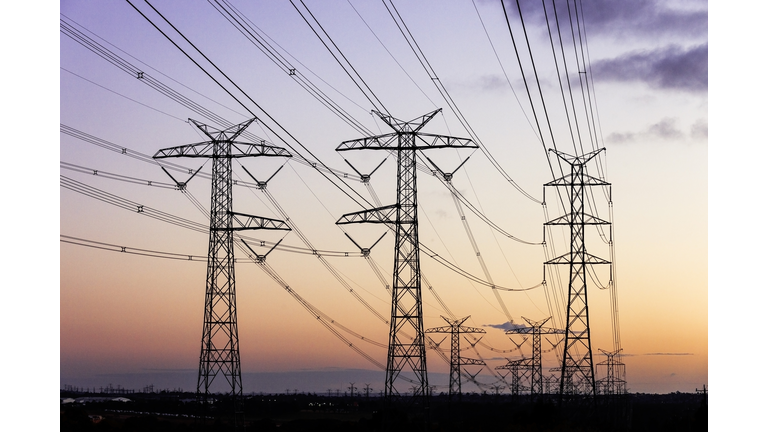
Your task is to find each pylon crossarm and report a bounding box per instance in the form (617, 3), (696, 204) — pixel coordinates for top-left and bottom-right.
(337, 133), (398, 151)
(336, 133), (475, 151)
(414, 133), (476, 150)
(458, 326), (486, 334)
(507, 327), (565, 335)
(544, 252), (611, 265)
(229, 212), (291, 231)
(425, 326), (453, 334)
(154, 141), (214, 158)
(153, 140), (291, 159)
(459, 358), (485, 366)
(230, 141), (292, 158)
(336, 204), (398, 224)
(545, 213), (611, 226)
(544, 173), (610, 187)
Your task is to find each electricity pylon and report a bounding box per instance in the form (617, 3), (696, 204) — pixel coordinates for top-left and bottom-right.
(595, 348), (626, 396)
(496, 359), (529, 395)
(154, 118), (291, 424)
(335, 109), (476, 405)
(543, 148), (610, 399)
(505, 317), (565, 396)
(425, 316), (485, 401)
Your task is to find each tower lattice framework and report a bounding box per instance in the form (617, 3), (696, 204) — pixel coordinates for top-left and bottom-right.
(425, 315), (485, 401)
(336, 109), (476, 404)
(154, 118), (291, 421)
(543, 148), (610, 398)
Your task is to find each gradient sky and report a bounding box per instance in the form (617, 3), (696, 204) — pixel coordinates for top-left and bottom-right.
(57, 0), (707, 396)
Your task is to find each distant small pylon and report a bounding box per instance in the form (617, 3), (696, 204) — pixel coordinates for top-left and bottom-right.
(426, 315), (486, 402)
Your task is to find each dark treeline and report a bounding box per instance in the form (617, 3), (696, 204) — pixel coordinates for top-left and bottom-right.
(60, 390), (706, 431)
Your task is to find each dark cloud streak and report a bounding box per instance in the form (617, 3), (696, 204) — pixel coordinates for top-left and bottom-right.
(497, 0), (707, 39)
(484, 322), (527, 331)
(590, 44), (707, 92)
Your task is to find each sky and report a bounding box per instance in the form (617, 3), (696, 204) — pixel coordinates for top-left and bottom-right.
(53, 0), (709, 398)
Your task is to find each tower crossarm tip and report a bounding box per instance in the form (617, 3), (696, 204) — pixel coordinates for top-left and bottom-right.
(415, 133), (476, 150)
(337, 133), (398, 151)
(336, 204), (399, 225)
(153, 141), (214, 159)
(229, 212), (291, 231)
(549, 147), (605, 166)
(189, 117), (256, 142)
(459, 358), (486, 366)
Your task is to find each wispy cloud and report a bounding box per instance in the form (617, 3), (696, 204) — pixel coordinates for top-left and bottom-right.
(690, 119), (708, 139)
(644, 353), (694, 356)
(590, 44), (707, 92)
(606, 117), (704, 144)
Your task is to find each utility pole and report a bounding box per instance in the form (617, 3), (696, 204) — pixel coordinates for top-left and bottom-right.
(154, 118), (291, 426)
(543, 148), (610, 399)
(425, 316), (485, 402)
(335, 109), (477, 405)
(505, 317), (565, 396)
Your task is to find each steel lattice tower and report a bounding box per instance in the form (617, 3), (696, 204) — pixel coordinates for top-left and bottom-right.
(505, 317), (565, 395)
(425, 316), (485, 401)
(596, 348), (626, 396)
(543, 148), (610, 399)
(154, 118), (291, 423)
(336, 109), (476, 404)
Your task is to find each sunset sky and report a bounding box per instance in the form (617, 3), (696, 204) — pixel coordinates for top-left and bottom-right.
(55, 0), (710, 397)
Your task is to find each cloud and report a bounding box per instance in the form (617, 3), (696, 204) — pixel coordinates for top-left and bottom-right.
(478, 74), (509, 92)
(648, 117), (684, 140)
(644, 353), (694, 356)
(484, 322), (528, 331)
(606, 117), (694, 144)
(690, 119), (708, 139)
(590, 44), (707, 92)
(448, 74), (512, 94)
(498, 0), (707, 39)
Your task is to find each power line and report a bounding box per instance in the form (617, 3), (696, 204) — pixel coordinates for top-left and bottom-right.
(383, 0), (541, 204)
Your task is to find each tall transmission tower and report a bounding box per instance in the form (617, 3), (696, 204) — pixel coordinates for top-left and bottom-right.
(543, 148), (610, 399)
(505, 316), (565, 396)
(425, 315), (485, 401)
(335, 109), (476, 404)
(154, 118), (291, 423)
